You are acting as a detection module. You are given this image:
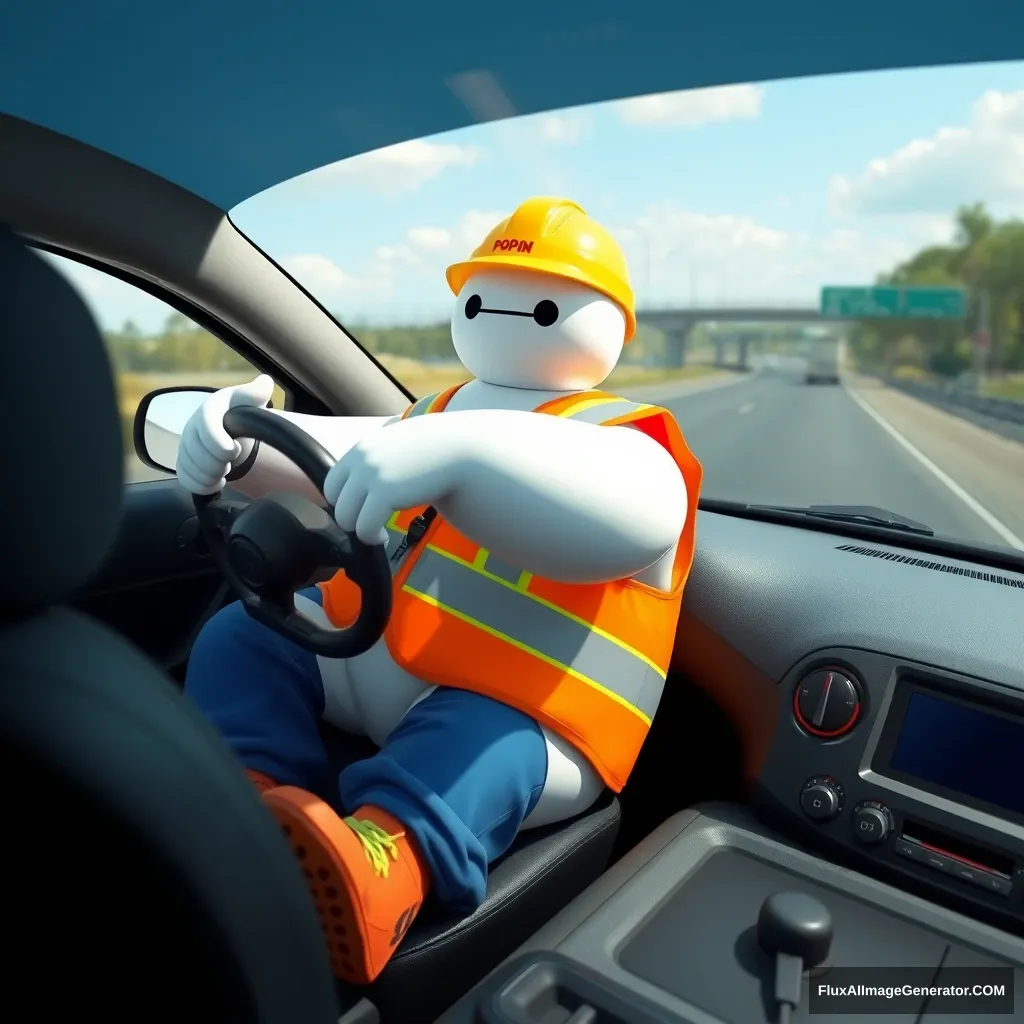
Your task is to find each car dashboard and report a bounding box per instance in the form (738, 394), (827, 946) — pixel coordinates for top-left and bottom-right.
(436, 509), (1024, 1023)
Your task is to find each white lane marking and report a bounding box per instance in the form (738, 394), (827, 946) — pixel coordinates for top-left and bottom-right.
(739, 402), (754, 415)
(844, 386), (1024, 550)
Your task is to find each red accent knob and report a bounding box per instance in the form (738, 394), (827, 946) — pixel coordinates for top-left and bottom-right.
(794, 669), (861, 738)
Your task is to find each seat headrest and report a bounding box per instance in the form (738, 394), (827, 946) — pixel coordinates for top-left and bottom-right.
(0, 227), (124, 615)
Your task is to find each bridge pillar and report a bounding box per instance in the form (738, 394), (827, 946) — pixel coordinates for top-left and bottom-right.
(737, 335), (750, 371)
(714, 335), (729, 368)
(663, 323), (693, 368)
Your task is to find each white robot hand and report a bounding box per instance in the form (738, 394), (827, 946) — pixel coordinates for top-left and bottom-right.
(176, 374), (276, 495)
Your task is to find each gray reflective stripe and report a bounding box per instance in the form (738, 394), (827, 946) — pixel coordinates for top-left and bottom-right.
(638, 665), (667, 725)
(480, 552), (526, 586)
(562, 398), (653, 425)
(404, 548), (661, 721)
(404, 393), (439, 419)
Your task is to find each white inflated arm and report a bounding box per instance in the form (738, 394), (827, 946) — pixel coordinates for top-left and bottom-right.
(438, 410), (688, 585)
(233, 411), (396, 503)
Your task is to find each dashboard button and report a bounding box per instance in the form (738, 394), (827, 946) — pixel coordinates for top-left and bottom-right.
(943, 859), (980, 885)
(923, 850), (951, 873)
(894, 839), (921, 861)
(794, 669), (861, 737)
(895, 837), (950, 872)
(972, 872), (1012, 897)
(894, 840), (1013, 896)
(852, 804), (892, 845)
(800, 779), (842, 821)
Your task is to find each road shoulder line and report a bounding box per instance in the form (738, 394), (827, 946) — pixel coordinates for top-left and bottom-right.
(844, 386), (1024, 551)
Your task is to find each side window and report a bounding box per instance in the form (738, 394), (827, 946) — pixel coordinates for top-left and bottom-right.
(40, 251), (287, 482)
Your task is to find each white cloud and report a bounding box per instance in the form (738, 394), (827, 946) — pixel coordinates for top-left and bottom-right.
(615, 203), (948, 307)
(283, 249), (402, 307)
(615, 84), (764, 128)
(830, 89), (1024, 217)
(282, 210), (507, 320)
(283, 254), (357, 296)
(297, 138), (482, 196)
(534, 110), (590, 145)
(406, 227), (451, 251)
(493, 106), (591, 149)
(378, 210), (505, 277)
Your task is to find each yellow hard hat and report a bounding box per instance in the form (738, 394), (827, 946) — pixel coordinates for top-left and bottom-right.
(445, 197), (636, 341)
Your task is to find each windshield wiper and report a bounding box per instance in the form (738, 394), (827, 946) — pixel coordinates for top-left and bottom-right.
(746, 504), (934, 536)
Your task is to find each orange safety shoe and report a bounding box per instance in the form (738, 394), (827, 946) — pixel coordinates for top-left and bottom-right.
(263, 787), (430, 984)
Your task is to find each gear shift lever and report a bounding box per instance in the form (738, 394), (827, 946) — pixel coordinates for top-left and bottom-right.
(757, 892), (834, 1024)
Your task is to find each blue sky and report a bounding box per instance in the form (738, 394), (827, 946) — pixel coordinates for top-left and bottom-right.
(53, 60), (1024, 332)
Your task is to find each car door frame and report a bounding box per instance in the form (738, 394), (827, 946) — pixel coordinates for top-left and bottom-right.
(38, 242), (333, 676)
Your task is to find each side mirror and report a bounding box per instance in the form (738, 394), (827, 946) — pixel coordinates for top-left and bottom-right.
(132, 386), (273, 475)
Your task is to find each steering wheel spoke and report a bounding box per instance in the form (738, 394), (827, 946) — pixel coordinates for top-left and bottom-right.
(191, 407), (392, 659)
(237, 590), (322, 641)
(305, 522), (356, 568)
(204, 496), (248, 532)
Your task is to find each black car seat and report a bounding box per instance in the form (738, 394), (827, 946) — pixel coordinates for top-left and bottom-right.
(0, 228), (340, 1024)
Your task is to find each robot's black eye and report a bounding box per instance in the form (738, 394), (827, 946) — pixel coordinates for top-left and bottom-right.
(464, 294), (482, 319)
(533, 300), (559, 327)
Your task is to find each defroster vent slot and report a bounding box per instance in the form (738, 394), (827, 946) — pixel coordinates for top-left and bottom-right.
(835, 545), (1024, 590)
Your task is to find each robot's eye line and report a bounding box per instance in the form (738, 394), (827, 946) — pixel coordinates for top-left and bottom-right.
(464, 295), (559, 327)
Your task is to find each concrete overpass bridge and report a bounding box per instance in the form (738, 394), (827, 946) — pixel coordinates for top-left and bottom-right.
(634, 302), (847, 368)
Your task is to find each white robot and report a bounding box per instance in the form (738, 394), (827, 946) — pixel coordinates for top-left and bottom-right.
(175, 196), (703, 984)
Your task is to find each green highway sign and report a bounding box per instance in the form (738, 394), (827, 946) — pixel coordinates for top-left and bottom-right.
(820, 286), (966, 319)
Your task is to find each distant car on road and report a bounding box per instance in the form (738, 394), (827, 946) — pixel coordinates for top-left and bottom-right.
(805, 338), (842, 385)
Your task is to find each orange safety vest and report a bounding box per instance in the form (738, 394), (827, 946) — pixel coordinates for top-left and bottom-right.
(319, 383), (703, 792)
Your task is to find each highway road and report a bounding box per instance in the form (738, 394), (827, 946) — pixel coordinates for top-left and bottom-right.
(623, 364), (1024, 554)
(128, 362), (1024, 556)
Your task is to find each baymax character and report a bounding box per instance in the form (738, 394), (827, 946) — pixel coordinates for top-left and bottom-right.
(175, 197), (703, 984)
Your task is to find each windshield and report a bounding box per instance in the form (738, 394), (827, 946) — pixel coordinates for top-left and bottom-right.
(234, 63), (1023, 558)
(72, 61), (1024, 557)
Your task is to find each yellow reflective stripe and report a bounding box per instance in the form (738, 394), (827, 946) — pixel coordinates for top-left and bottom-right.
(403, 393), (439, 419)
(554, 395), (622, 419)
(474, 550), (533, 591)
(401, 581), (652, 726)
(566, 399), (660, 426)
(599, 401), (658, 422)
(514, 570), (532, 591)
(422, 542), (667, 680)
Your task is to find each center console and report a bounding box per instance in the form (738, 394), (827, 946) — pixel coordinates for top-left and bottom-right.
(436, 806), (1024, 1023)
(437, 648), (1024, 1024)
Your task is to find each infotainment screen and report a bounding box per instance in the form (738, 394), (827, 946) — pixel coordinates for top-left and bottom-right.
(887, 689), (1024, 818)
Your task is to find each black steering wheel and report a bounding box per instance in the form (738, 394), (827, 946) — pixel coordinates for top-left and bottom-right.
(193, 406), (393, 658)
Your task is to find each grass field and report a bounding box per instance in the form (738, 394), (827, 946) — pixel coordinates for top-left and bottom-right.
(983, 373), (1024, 400)
(880, 365), (1024, 401)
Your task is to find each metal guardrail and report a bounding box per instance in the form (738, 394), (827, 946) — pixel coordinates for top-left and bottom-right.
(883, 375), (1024, 426)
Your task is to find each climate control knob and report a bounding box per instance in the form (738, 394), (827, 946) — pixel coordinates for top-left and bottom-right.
(852, 802), (893, 845)
(794, 668), (862, 738)
(800, 777), (843, 822)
